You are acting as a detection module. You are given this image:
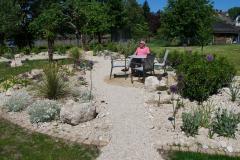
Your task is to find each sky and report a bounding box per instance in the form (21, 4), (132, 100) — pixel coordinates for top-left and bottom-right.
(137, 0), (240, 12)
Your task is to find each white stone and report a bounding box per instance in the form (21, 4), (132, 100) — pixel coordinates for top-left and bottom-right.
(60, 100), (97, 125)
(220, 141), (227, 148)
(5, 88), (13, 96)
(10, 60), (22, 67)
(226, 146), (233, 153)
(144, 76), (160, 92)
(202, 144), (208, 149)
(14, 54), (22, 59)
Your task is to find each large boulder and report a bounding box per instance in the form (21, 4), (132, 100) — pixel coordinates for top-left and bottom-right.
(145, 76), (160, 92)
(60, 100), (97, 125)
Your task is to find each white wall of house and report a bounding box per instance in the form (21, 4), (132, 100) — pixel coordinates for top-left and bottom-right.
(235, 15), (240, 27)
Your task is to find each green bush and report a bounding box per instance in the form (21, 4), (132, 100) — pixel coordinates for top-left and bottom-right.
(69, 47), (83, 63)
(31, 47), (41, 54)
(35, 63), (68, 99)
(22, 47), (31, 55)
(210, 108), (240, 138)
(106, 42), (118, 52)
(176, 53), (235, 103)
(195, 101), (215, 128)
(55, 45), (68, 55)
(166, 50), (184, 68)
(93, 44), (104, 56)
(227, 83), (240, 102)
(0, 46), (11, 56)
(181, 111), (201, 137)
(4, 91), (31, 112)
(28, 100), (60, 123)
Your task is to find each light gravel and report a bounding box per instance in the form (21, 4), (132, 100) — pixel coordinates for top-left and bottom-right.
(88, 56), (162, 160)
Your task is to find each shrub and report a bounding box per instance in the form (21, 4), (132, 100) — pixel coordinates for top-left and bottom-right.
(35, 63), (68, 99)
(69, 47), (83, 64)
(210, 108), (240, 138)
(0, 46), (11, 56)
(177, 53), (235, 103)
(106, 42), (118, 52)
(0, 76), (29, 92)
(4, 91), (31, 112)
(31, 47), (41, 54)
(227, 83), (240, 102)
(22, 47), (31, 55)
(195, 101), (215, 128)
(28, 100), (60, 123)
(181, 111), (201, 137)
(55, 45), (68, 55)
(166, 50), (184, 68)
(93, 44), (103, 56)
(80, 90), (93, 103)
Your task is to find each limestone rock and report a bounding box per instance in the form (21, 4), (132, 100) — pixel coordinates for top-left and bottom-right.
(29, 69), (43, 80)
(5, 88), (13, 96)
(145, 76), (160, 92)
(14, 54), (22, 59)
(60, 100), (97, 125)
(10, 60), (23, 67)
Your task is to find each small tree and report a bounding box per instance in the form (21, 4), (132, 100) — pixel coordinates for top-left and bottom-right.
(196, 22), (213, 52)
(161, 0), (214, 45)
(83, 1), (111, 44)
(29, 4), (66, 61)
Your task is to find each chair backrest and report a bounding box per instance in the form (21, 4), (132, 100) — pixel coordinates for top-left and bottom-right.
(144, 54), (155, 71)
(162, 50), (169, 65)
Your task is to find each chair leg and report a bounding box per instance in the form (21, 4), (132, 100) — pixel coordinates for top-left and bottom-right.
(110, 67), (113, 79)
(143, 71), (146, 83)
(131, 69), (133, 83)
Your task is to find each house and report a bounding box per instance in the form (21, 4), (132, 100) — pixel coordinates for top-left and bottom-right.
(213, 13), (240, 44)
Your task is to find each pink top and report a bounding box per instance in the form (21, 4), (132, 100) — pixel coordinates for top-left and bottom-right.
(135, 47), (150, 56)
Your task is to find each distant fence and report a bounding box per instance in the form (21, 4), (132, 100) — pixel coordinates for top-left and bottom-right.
(34, 39), (80, 47)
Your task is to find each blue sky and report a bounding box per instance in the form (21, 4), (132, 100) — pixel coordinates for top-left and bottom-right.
(137, 0), (240, 12)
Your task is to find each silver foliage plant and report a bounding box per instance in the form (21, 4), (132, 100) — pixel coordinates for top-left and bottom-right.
(28, 100), (61, 123)
(4, 91), (31, 112)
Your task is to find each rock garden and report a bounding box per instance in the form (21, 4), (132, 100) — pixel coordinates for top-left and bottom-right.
(144, 52), (240, 156)
(0, 48), (111, 147)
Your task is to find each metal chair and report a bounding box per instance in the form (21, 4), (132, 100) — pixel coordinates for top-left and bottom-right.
(110, 55), (128, 79)
(154, 49), (169, 72)
(130, 54), (155, 83)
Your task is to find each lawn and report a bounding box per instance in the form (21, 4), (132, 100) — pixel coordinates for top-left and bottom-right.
(0, 118), (99, 160)
(167, 151), (240, 160)
(149, 40), (240, 75)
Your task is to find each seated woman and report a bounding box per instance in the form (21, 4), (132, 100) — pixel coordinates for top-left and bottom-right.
(135, 40), (150, 56)
(122, 40), (151, 71)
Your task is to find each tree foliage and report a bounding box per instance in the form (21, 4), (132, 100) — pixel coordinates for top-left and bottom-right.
(29, 4), (66, 60)
(228, 7), (240, 20)
(161, 0), (214, 45)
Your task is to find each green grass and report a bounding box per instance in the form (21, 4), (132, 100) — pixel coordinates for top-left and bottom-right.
(0, 59), (73, 83)
(149, 40), (240, 75)
(166, 151), (240, 160)
(0, 118), (99, 160)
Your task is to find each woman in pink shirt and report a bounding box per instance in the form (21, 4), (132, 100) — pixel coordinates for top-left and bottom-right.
(135, 40), (150, 56)
(122, 40), (151, 71)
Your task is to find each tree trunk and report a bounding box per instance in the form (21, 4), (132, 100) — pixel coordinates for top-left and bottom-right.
(48, 38), (54, 61)
(75, 30), (80, 47)
(97, 32), (102, 44)
(0, 32), (5, 46)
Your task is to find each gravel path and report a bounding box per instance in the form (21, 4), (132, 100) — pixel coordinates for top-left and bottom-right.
(90, 56), (162, 160)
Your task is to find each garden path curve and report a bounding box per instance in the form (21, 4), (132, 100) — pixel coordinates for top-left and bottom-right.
(89, 56), (162, 160)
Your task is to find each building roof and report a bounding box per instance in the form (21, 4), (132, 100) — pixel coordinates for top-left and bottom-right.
(213, 22), (240, 34)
